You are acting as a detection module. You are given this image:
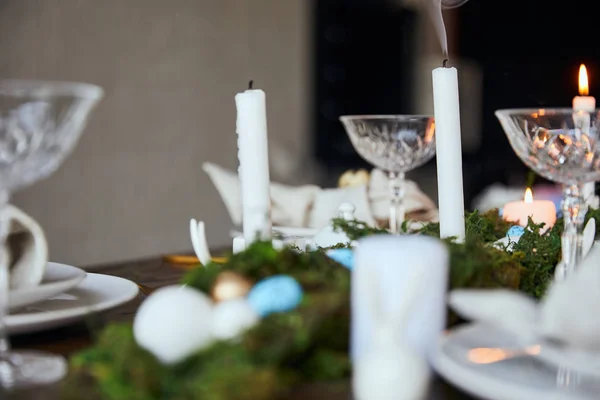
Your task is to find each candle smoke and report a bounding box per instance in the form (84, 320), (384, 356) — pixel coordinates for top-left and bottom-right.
(429, 0), (471, 59)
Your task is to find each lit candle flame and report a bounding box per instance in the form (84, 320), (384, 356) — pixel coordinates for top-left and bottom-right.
(524, 188), (533, 203)
(579, 64), (589, 96)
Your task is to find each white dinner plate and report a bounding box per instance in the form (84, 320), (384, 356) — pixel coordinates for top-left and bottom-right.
(7, 273), (139, 335)
(539, 339), (600, 378)
(10, 262), (87, 310)
(434, 323), (600, 400)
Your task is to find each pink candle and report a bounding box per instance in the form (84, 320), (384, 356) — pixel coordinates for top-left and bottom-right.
(503, 188), (557, 228)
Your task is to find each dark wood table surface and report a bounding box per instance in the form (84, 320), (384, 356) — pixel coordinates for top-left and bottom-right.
(3, 255), (474, 400)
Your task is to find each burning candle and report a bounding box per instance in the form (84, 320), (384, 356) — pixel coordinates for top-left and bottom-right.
(432, 61), (466, 241)
(573, 64), (596, 202)
(235, 81), (272, 243)
(573, 65), (595, 111)
(502, 188), (557, 229)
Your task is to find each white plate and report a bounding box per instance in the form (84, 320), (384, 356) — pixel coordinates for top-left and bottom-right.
(7, 273), (139, 335)
(539, 340), (600, 378)
(10, 262), (87, 310)
(434, 323), (600, 400)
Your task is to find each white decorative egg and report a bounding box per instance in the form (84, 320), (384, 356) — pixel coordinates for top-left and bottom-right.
(211, 298), (260, 340)
(133, 285), (214, 365)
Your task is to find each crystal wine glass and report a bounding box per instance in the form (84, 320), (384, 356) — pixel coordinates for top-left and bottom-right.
(0, 80), (103, 388)
(496, 108), (600, 278)
(340, 115), (436, 233)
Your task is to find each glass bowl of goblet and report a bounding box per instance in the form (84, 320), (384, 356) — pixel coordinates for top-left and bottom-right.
(340, 115), (436, 233)
(0, 80), (103, 388)
(496, 108), (600, 278)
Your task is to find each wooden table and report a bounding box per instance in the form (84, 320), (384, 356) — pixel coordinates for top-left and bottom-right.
(4, 256), (473, 400)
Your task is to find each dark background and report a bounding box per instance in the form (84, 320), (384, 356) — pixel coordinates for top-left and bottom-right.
(313, 0), (417, 172)
(312, 0), (600, 205)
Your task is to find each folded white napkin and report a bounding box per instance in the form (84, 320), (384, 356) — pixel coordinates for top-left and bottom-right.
(4, 204), (48, 289)
(368, 169), (438, 224)
(449, 243), (600, 351)
(472, 183), (524, 212)
(203, 162), (437, 229)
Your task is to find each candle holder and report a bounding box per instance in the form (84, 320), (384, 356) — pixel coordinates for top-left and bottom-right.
(495, 108), (600, 278)
(340, 115), (436, 234)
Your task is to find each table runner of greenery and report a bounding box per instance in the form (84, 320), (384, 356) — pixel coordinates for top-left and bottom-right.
(64, 208), (599, 400)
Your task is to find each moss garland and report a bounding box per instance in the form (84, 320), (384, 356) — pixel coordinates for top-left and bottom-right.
(65, 209), (599, 399)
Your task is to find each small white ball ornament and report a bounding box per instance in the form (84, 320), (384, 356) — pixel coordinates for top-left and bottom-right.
(133, 285), (214, 365)
(211, 298), (260, 340)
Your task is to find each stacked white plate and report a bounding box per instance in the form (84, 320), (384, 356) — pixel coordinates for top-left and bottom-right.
(435, 323), (600, 399)
(8, 262), (138, 334)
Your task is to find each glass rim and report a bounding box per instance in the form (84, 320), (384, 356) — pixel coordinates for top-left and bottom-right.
(0, 80), (104, 100)
(495, 107), (600, 117)
(339, 114), (434, 122)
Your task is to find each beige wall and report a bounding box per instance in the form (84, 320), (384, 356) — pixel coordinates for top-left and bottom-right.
(0, 0), (311, 266)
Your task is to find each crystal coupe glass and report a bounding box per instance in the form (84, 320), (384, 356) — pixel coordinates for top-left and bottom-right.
(496, 108), (600, 278)
(0, 81), (103, 388)
(340, 115), (436, 233)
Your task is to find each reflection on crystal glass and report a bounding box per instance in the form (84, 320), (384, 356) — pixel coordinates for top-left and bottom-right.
(497, 109), (600, 184)
(340, 115), (436, 233)
(496, 108), (600, 279)
(0, 80), (103, 389)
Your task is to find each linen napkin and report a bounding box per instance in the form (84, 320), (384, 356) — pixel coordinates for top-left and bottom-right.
(3, 204), (48, 289)
(368, 169), (438, 224)
(203, 162), (438, 229)
(449, 243), (600, 351)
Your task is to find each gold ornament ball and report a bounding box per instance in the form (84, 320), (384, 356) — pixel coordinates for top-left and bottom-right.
(211, 271), (252, 302)
(338, 169), (370, 188)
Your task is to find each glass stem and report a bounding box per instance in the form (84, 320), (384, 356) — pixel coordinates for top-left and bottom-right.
(561, 184), (586, 278)
(0, 191), (10, 357)
(388, 171), (406, 234)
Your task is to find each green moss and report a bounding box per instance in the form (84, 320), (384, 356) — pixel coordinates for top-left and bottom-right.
(68, 208), (600, 399)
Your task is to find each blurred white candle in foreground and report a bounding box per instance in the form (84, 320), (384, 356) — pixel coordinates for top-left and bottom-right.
(573, 64), (596, 202)
(351, 235), (449, 365)
(432, 65), (465, 241)
(235, 84), (272, 243)
(502, 188), (556, 228)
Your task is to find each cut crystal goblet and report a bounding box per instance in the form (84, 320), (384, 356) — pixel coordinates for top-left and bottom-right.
(340, 115), (436, 233)
(0, 80), (103, 388)
(496, 108), (600, 278)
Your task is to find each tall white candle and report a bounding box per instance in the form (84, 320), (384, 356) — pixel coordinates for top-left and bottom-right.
(573, 64), (596, 203)
(235, 86), (272, 243)
(432, 66), (466, 241)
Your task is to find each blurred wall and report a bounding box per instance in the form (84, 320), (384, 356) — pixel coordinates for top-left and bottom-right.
(0, 0), (311, 266)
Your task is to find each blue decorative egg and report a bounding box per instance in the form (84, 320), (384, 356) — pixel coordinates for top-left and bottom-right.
(326, 249), (354, 270)
(507, 225), (525, 238)
(498, 208), (504, 217)
(247, 275), (303, 317)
